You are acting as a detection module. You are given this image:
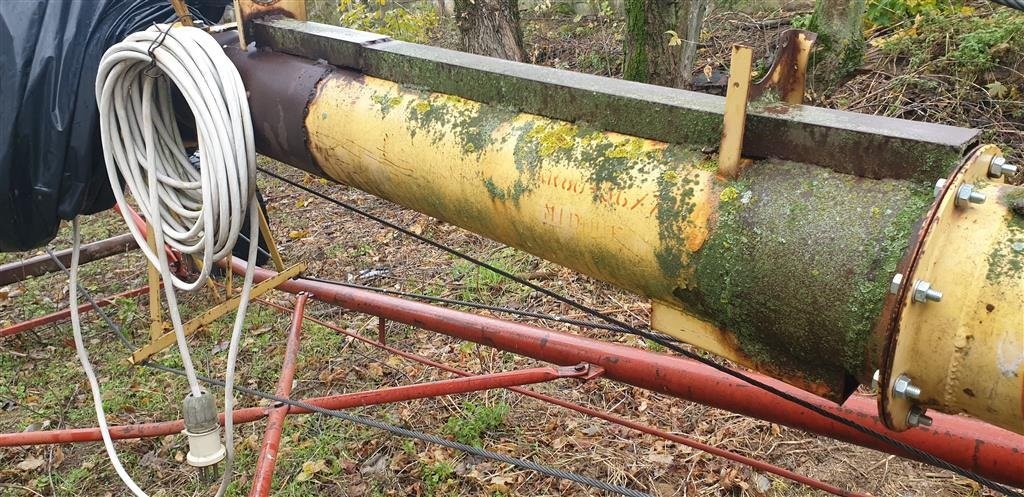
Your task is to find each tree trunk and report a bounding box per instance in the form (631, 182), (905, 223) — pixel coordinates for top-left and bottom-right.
(623, 0), (709, 88)
(809, 0), (866, 92)
(453, 0), (525, 62)
(676, 0), (710, 89)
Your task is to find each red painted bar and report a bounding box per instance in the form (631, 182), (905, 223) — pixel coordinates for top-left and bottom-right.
(250, 293), (308, 497)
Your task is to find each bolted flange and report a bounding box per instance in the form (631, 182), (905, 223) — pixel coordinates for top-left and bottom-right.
(954, 184), (986, 208)
(892, 373), (922, 400)
(912, 280), (942, 303)
(907, 406), (933, 428)
(989, 156), (1018, 179)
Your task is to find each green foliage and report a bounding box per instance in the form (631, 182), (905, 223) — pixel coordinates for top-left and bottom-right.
(338, 0), (439, 44)
(864, 0), (956, 28)
(876, 8), (1024, 77)
(421, 461), (456, 497)
(791, 13), (812, 29)
(450, 248), (528, 301)
(443, 401), (509, 447)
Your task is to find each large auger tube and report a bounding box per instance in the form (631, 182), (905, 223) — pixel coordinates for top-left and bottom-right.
(212, 21), (1022, 435)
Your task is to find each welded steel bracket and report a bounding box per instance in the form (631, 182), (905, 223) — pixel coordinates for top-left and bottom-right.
(719, 45), (754, 178)
(234, 0), (306, 47)
(749, 30), (816, 105)
(129, 262), (306, 364)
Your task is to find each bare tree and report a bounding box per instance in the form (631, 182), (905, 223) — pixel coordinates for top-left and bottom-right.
(808, 0), (867, 92)
(454, 0), (526, 62)
(623, 0), (710, 88)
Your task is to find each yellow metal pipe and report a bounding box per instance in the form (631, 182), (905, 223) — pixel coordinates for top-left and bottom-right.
(306, 74), (717, 303)
(292, 68), (1023, 432)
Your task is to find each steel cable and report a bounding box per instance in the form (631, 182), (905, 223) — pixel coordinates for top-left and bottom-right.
(989, 0), (1024, 11)
(258, 167), (1022, 497)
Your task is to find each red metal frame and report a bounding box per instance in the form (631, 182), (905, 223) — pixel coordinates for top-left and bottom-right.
(3, 255), (1022, 495)
(1, 285), (151, 338)
(228, 259), (1024, 489)
(254, 298), (872, 497)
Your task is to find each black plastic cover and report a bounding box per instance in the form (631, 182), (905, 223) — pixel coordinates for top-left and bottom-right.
(0, 0), (230, 252)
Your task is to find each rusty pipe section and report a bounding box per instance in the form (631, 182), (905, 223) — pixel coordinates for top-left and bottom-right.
(0, 233), (137, 286)
(213, 28), (1023, 432)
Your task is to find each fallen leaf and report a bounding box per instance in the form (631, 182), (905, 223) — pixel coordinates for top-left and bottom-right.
(646, 452), (673, 465)
(295, 459), (328, 482)
(987, 81), (1009, 99)
(51, 446), (65, 468)
(288, 230), (309, 240)
(665, 30), (682, 47)
(365, 362), (384, 379)
(17, 455), (46, 471)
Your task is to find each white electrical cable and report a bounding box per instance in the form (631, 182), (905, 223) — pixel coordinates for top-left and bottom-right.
(67, 23), (259, 497)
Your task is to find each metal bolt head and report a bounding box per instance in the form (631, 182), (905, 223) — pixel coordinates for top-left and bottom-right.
(871, 370), (880, 390)
(989, 157), (1019, 179)
(889, 273), (903, 295)
(892, 374), (922, 400)
(933, 178), (948, 198)
(955, 184), (986, 208)
(912, 280), (942, 303)
(907, 406), (933, 428)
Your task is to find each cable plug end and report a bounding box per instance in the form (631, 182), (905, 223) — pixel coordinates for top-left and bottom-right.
(182, 391), (225, 469)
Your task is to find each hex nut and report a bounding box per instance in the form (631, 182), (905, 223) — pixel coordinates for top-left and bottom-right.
(989, 156), (1019, 179)
(907, 406), (933, 428)
(955, 184), (986, 208)
(912, 280), (942, 303)
(889, 273), (903, 295)
(892, 374), (922, 400)
(933, 178), (947, 198)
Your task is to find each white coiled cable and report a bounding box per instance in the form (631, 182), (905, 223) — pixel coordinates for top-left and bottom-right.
(70, 23), (259, 496)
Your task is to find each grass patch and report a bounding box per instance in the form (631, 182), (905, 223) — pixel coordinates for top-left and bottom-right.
(443, 401), (509, 448)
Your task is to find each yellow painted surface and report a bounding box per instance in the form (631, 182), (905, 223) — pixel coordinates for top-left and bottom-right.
(305, 74), (718, 303)
(888, 147), (1024, 434)
(304, 73), (1023, 430)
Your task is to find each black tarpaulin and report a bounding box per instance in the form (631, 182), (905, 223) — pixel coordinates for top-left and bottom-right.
(0, 0), (230, 252)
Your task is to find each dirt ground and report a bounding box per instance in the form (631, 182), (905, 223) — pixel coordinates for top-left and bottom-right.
(1, 2), (1022, 497)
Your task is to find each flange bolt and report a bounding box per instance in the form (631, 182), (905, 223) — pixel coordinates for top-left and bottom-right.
(933, 178), (947, 198)
(989, 157), (1019, 179)
(889, 273), (903, 295)
(182, 391), (225, 473)
(912, 280), (942, 303)
(892, 374), (922, 400)
(955, 184), (986, 208)
(907, 406), (933, 428)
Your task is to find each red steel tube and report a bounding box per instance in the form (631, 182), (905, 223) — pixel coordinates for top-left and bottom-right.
(250, 293), (308, 497)
(0, 365), (582, 447)
(253, 298), (868, 497)
(229, 260), (1024, 488)
(1, 285), (151, 338)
